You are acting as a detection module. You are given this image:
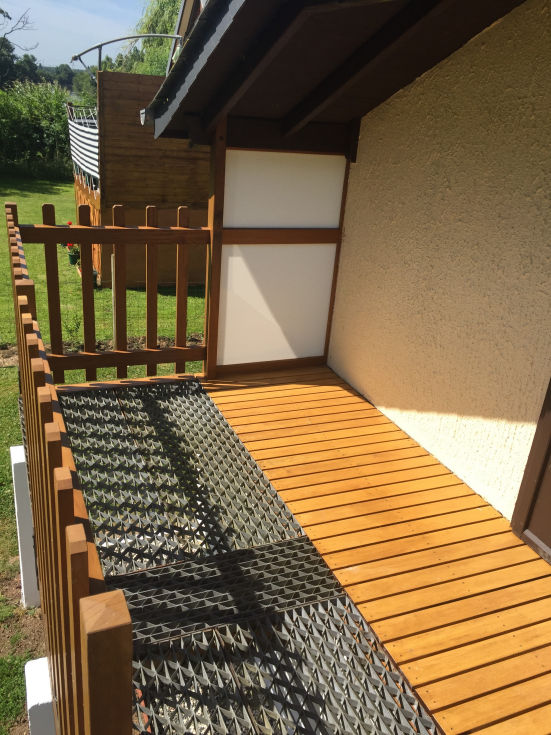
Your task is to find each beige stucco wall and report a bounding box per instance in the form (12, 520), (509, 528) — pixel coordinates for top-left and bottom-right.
(329, 0), (551, 520)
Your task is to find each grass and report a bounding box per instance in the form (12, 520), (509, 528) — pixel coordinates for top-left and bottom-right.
(0, 654), (30, 735)
(0, 173), (206, 732)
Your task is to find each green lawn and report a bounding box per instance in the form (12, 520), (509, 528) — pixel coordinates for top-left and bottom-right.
(0, 173), (206, 733)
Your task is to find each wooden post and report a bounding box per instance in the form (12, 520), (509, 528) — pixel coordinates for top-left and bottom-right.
(66, 524), (89, 735)
(80, 590), (133, 735)
(111, 206), (127, 378)
(145, 205), (158, 376)
(205, 118), (227, 379)
(175, 206), (189, 373)
(78, 205), (97, 381)
(14, 278), (37, 320)
(54, 467), (76, 735)
(42, 204), (64, 383)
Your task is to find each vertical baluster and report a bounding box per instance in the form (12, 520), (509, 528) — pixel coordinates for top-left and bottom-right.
(42, 204), (64, 383)
(78, 205), (96, 381)
(175, 206), (189, 373)
(145, 205), (158, 376)
(54, 467), (76, 735)
(112, 206), (127, 378)
(44, 421), (67, 735)
(66, 524), (89, 735)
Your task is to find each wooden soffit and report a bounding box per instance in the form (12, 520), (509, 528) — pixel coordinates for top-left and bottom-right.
(146, 0), (527, 157)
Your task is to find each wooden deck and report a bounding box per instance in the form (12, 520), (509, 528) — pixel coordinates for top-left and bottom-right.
(205, 366), (551, 735)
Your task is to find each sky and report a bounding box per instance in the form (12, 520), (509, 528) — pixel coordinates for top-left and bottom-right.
(2, 1), (148, 67)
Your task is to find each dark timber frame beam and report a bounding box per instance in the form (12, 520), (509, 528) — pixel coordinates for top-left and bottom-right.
(282, 0), (442, 136)
(202, 0), (394, 134)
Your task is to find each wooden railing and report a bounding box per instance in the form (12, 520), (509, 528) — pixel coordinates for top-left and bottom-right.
(6, 202), (136, 735)
(16, 202), (210, 383)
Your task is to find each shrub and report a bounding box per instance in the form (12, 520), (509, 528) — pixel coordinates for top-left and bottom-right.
(0, 81), (71, 178)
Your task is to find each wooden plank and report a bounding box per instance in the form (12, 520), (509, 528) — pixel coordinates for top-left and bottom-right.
(433, 669), (551, 734)
(217, 388), (358, 413)
(244, 422), (403, 452)
(254, 430), (408, 462)
(278, 462), (449, 501)
(337, 529), (520, 587)
(78, 205), (96, 381)
(206, 118), (226, 379)
(222, 227), (339, 244)
(175, 206), (189, 373)
(403, 617), (551, 687)
(266, 445), (429, 480)
(374, 573), (551, 643)
(222, 393), (365, 418)
(230, 404), (381, 430)
(360, 558), (550, 626)
(418, 642), (551, 712)
(42, 204), (64, 383)
(210, 376), (347, 401)
(297, 483), (474, 528)
(349, 545), (538, 606)
(475, 702), (551, 735)
(315, 505), (501, 555)
(145, 206), (158, 377)
(48, 346), (205, 371)
(19, 224), (210, 246)
(389, 595), (551, 665)
(206, 364), (334, 386)
(239, 415), (392, 443)
(258, 436), (416, 470)
(287, 474), (465, 514)
(111, 206), (127, 379)
(273, 448), (436, 490)
(322, 516), (511, 571)
(302, 494), (488, 542)
(234, 407), (386, 436)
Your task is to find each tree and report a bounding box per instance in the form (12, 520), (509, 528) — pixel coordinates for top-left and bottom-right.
(0, 8), (38, 88)
(113, 0), (180, 76)
(0, 7), (36, 52)
(54, 63), (74, 89)
(14, 53), (40, 83)
(0, 36), (16, 87)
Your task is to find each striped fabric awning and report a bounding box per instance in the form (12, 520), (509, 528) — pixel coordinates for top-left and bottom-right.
(66, 104), (99, 181)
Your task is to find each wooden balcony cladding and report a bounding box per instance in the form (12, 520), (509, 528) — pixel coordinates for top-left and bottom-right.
(206, 366), (551, 735)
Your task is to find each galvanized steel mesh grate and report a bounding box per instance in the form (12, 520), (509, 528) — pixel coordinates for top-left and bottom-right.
(132, 597), (439, 735)
(59, 380), (301, 576)
(59, 379), (440, 735)
(112, 537), (342, 644)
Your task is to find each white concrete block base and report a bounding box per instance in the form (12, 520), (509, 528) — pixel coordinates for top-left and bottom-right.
(10, 445), (40, 608)
(25, 657), (55, 735)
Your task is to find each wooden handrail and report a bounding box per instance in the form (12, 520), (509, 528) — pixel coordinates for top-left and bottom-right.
(19, 223), (210, 245)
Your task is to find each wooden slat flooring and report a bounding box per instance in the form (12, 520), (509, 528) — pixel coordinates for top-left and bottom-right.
(205, 366), (551, 735)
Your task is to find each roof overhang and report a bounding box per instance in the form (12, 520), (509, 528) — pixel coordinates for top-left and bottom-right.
(145, 0), (527, 157)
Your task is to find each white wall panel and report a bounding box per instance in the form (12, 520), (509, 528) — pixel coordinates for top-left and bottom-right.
(223, 150), (346, 228)
(217, 244), (336, 365)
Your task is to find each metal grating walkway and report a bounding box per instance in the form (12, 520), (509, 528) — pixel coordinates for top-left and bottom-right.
(59, 379), (440, 735)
